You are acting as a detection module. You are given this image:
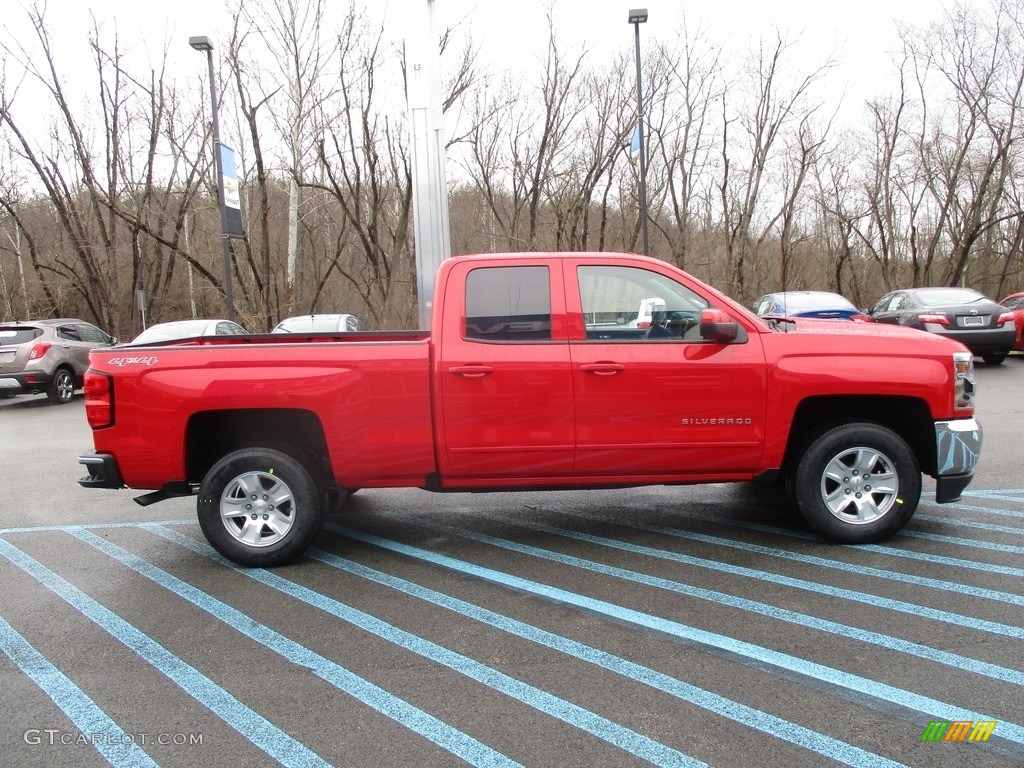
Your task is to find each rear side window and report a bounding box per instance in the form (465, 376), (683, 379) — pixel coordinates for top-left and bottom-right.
(0, 328), (44, 344)
(56, 324), (83, 341)
(464, 266), (551, 342)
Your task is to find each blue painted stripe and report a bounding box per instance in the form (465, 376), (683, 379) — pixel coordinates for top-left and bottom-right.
(554, 512), (1024, 608)
(140, 525), (704, 767)
(398, 516), (1024, 685)
(325, 524), (1024, 745)
(844, 542), (1024, 578)
(915, 515), (1024, 537)
(146, 526), (902, 768)
(0, 520), (193, 535)
(900, 530), (1024, 554)
(947, 501), (1024, 518)
(530, 504), (1024, 583)
(64, 528), (522, 768)
(0, 615), (158, 768)
(422, 514), (1024, 641)
(0, 538), (329, 768)
(665, 514), (1024, 559)
(298, 552), (907, 768)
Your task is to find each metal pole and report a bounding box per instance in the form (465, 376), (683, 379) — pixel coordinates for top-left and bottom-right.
(203, 48), (235, 323)
(632, 19), (650, 256)
(407, 0), (451, 330)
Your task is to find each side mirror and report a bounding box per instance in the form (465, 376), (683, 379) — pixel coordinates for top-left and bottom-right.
(699, 308), (739, 342)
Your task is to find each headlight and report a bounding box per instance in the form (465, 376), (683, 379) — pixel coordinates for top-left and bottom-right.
(953, 351), (975, 410)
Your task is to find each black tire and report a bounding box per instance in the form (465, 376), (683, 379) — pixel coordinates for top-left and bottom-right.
(197, 447), (325, 567)
(792, 422), (920, 543)
(47, 368), (76, 404)
(982, 352), (1006, 365)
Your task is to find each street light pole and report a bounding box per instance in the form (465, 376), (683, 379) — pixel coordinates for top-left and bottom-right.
(628, 9), (650, 256)
(189, 35), (235, 322)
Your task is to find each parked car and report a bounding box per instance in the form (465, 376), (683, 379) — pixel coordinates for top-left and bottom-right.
(751, 291), (870, 321)
(998, 292), (1024, 353)
(78, 251), (983, 566)
(869, 287), (1015, 364)
(130, 319), (247, 345)
(272, 314), (367, 333)
(0, 319), (118, 403)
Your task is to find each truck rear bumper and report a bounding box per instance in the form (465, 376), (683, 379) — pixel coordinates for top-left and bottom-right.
(933, 417), (982, 503)
(78, 452), (125, 489)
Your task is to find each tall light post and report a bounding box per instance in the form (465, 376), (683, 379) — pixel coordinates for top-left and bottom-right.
(407, 0), (452, 330)
(189, 35), (235, 322)
(628, 9), (650, 256)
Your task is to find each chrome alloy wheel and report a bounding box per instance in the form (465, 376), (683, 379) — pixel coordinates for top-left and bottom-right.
(219, 469), (296, 547)
(819, 446), (899, 525)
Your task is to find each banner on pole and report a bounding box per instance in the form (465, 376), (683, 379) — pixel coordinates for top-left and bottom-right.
(629, 124), (641, 162)
(219, 144), (244, 238)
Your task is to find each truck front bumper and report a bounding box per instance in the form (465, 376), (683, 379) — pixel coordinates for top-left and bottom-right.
(933, 417), (982, 503)
(78, 452), (125, 489)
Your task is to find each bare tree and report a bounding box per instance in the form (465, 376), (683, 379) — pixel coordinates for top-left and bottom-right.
(717, 30), (834, 297)
(647, 18), (723, 276)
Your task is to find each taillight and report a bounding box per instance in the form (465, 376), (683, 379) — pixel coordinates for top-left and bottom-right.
(850, 313), (872, 322)
(84, 371), (114, 429)
(918, 313), (950, 325)
(28, 343), (52, 360)
(997, 312), (1014, 325)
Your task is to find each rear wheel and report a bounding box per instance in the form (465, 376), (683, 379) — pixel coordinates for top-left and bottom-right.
(47, 368), (76, 404)
(198, 447), (324, 566)
(792, 422), (919, 543)
(982, 352), (1006, 365)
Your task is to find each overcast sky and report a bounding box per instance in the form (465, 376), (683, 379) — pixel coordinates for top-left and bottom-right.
(4, 0), (977, 127)
(9, 0), (961, 70)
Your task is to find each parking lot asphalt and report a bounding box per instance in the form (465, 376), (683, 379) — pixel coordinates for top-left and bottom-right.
(1, 360), (1022, 767)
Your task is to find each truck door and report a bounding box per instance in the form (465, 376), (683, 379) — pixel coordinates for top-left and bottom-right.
(568, 262), (767, 477)
(437, 261), (575, 479)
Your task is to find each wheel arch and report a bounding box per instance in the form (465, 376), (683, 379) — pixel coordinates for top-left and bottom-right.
(185, 409), (332, 486)
(48, 365), (78, 402)
(782, 396), (937, 477)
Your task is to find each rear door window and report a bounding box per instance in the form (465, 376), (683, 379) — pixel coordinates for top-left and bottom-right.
(464, 266), (551, 342)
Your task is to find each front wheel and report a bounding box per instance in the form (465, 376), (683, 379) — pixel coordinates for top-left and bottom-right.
(792, 422), (920, 543)
(198, 447), (325, 567)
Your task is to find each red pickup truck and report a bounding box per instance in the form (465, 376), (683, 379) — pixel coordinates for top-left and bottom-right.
(78, 252), (982, 566)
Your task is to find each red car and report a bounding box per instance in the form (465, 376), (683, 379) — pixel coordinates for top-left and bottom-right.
(999, 292), (1024, 352)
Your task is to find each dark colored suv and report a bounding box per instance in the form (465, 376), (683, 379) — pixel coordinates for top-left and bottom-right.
(0, 319), (118, 403)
